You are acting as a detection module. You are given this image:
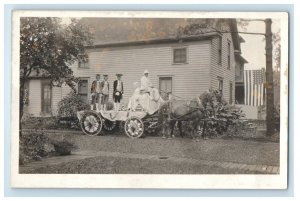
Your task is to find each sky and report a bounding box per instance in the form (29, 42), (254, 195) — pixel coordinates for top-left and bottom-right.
(239, 19), (280, 70)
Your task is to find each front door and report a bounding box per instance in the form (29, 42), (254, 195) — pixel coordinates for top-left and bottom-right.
(41, 81), (52, 115)
(159, 77), (172, 100)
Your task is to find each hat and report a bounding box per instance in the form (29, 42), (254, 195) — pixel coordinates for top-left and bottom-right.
(144, 70), (149, 74)
(103, 74), (108, 77)
(116, 73), (123, 76)
(96, 74), (101, 76)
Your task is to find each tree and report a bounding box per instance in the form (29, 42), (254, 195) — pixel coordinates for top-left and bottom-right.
(273, 30), (281, 71)
(176, 18), (249, 38)
(20, 17), (93, 132)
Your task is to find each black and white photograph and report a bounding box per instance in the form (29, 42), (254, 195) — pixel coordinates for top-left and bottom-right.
(11, 11), (288, 188)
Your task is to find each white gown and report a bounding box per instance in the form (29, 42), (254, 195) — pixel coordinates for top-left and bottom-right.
(140, 75), (153, 92)
(128, 85), (164, 115)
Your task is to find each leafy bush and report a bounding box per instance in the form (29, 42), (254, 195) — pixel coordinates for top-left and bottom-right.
(51, 139), (78, 155)
(200, 89), (245, 136)
(57, 91), (90, 118)
(19, 131), (78, 165)
(19, 131), (53, 165)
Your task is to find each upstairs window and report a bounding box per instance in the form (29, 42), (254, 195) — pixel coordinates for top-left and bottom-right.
(227, 40), (231, 69)
(218, 36), (222, 65)
(173, 48), (187, 64)
(78, 54), (89, 68)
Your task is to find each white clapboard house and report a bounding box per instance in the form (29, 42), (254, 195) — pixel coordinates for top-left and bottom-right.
(23, 19), (247, 117)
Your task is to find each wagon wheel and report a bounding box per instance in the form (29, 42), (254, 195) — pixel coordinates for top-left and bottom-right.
(80, 111), (103, 136)
(103, 119), (117, 131)
(124, 117), (144, 138)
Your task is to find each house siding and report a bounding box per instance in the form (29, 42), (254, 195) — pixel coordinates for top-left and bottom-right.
(26, 79), (42, 116)
(51, 86), (62, 115)
(66, 40), (212, 105)
(25, 80), (66, 116)
(210, 32), (236, 103)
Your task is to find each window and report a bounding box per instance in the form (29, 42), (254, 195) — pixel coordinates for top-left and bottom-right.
(218, 77), (223, 95)
(159, 77), (172, 100)
(218, 36), (222, 65)
(227, 40), (231, 69)
(229, 81), (233, 104)
(78, 79), (88, 103)
(173, 48), (187, 64)
(41, 81), (52, 114)
(78, 54), (89, 68)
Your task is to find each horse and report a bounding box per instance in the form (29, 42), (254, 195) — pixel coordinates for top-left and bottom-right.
(158, 96), (207, 141)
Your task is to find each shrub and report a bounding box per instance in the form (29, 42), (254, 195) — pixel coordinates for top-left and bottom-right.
(19, 131), (78, 165)
(51, 139), (78, 155)
(19, 131), (54, 165)
(57, 91), (90, 118)
(200, 89), (245, 136)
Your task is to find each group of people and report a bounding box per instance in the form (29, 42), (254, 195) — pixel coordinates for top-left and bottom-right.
(90, 70), (157, 113)
(90, 73), (124, 112)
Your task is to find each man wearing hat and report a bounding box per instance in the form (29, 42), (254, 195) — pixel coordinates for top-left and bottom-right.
(113, 74), (124, 111)
(100, 75), (109, 111)
(90, 74), (102, 111)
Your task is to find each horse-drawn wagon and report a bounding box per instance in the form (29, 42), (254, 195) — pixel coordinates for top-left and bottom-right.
(77, 89), (241, 140)
(77, 89), (206, 139)
(77, 88), (164, 138)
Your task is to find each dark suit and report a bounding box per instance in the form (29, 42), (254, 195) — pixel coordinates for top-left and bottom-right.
(113, 80), (124, 103)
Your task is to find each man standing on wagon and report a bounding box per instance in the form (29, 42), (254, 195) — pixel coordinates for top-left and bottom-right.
(100, 74), (109, 111)
(90, 74), (102, 111)
(113, 74), (124, 111)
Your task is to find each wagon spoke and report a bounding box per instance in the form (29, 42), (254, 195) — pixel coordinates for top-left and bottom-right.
(84, 120), (89, 127)
(85, 126), (91, 132)
(124, 117), (144, 138)
(80, 112), (103, 136)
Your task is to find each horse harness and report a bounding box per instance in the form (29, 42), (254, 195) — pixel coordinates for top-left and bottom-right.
(160, 100), (203, 122)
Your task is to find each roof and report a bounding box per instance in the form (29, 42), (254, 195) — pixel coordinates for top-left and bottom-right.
(85, 31), (221, 49)
(80, 18), (237, 48)
(235, 52), (248, 64)
(239, 35), (245, 43)
(80, 18), (246, 61)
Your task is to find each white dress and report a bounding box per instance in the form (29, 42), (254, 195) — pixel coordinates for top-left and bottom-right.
(140, 76), (153, 92)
